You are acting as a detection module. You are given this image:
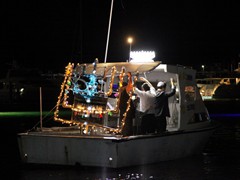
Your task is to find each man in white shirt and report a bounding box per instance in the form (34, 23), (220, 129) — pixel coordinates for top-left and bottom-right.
(133, 77), (156, 134)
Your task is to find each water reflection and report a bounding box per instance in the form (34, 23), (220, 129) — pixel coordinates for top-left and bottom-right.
(13, 154), (230, 180)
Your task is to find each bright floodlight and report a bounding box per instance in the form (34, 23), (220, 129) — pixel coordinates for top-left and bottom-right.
(130, 50), (155, 63)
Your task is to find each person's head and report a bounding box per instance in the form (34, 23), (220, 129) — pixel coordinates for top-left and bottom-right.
(141, 83), (150, 91)
(157, 81), (166, 90)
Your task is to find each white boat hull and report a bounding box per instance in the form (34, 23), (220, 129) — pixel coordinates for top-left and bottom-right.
(18, 126), (216, 168)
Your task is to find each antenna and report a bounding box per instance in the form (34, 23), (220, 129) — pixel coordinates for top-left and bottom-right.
(104, 0), (114, 63)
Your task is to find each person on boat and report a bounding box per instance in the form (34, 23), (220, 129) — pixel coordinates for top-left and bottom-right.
(118, 72), (135, 136)
(133, 76), (156, 134)
(154, 78), (176, 133)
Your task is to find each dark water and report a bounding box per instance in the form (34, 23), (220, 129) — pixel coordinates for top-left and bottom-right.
(1, 105), (240, 179)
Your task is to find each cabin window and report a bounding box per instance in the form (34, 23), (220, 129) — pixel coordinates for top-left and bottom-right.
(184, 86), (195, 102)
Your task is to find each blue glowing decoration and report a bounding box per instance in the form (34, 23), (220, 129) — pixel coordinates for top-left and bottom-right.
(71, 72), (98, 103)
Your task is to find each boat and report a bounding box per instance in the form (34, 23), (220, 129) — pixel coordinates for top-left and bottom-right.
(17, 60), (217, 168)
(196, 77), (240, 114)
(196, 77), (240, 100)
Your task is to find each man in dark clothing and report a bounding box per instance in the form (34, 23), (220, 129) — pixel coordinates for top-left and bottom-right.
(119, 72), (135, 136)
(154, 78), (176, 133)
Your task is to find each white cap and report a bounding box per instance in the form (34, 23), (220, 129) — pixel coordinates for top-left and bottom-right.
(157, 81), (166, 88)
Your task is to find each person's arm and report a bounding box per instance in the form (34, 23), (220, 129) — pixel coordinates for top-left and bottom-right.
(170, 78), (175, 89)
(139, 77), (154, 88)
(166, 78), (176, 97)
(139, 77), (156, 95)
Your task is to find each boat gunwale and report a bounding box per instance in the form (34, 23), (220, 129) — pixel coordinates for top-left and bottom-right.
(18, 123), (219, 142)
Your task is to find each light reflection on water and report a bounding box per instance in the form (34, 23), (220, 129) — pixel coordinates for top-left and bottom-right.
(14, 156), (207, 179)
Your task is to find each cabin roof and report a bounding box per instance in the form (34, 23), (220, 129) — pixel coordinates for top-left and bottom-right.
(84, 61), (161, 76)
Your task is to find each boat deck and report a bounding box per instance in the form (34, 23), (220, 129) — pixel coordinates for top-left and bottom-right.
(19, 125), (216, 142)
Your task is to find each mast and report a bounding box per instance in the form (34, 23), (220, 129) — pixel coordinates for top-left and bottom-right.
(40, 87), (42, 131)
(104, 0), (114, 63)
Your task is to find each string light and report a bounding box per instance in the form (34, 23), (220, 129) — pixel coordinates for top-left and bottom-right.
(105, 66), (116, 96)
(53, 62), (135, 135)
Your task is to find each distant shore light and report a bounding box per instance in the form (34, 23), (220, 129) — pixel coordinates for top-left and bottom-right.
(130, 50), (155, 63)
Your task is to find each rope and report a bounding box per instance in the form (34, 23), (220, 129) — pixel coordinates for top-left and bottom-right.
(27, 97), (64, 132)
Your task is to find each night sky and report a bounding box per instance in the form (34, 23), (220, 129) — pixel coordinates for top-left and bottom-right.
(2, 0), (240, 76)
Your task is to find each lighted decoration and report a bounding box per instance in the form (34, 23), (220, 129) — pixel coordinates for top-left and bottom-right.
(113, 66), (126, 113)
(118, 66), (126, 88)
(105, 66), (116, 96)
(130, 50), (155, 63)
(118, 91), (133, 133)
(62, 63), (74, 109)
(53, 61), (134, 135)
(54, 63), (74, 123)
(117, 72), (134, 133)
(72, 73), (98, 102)
(69, 63), (99, 103)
